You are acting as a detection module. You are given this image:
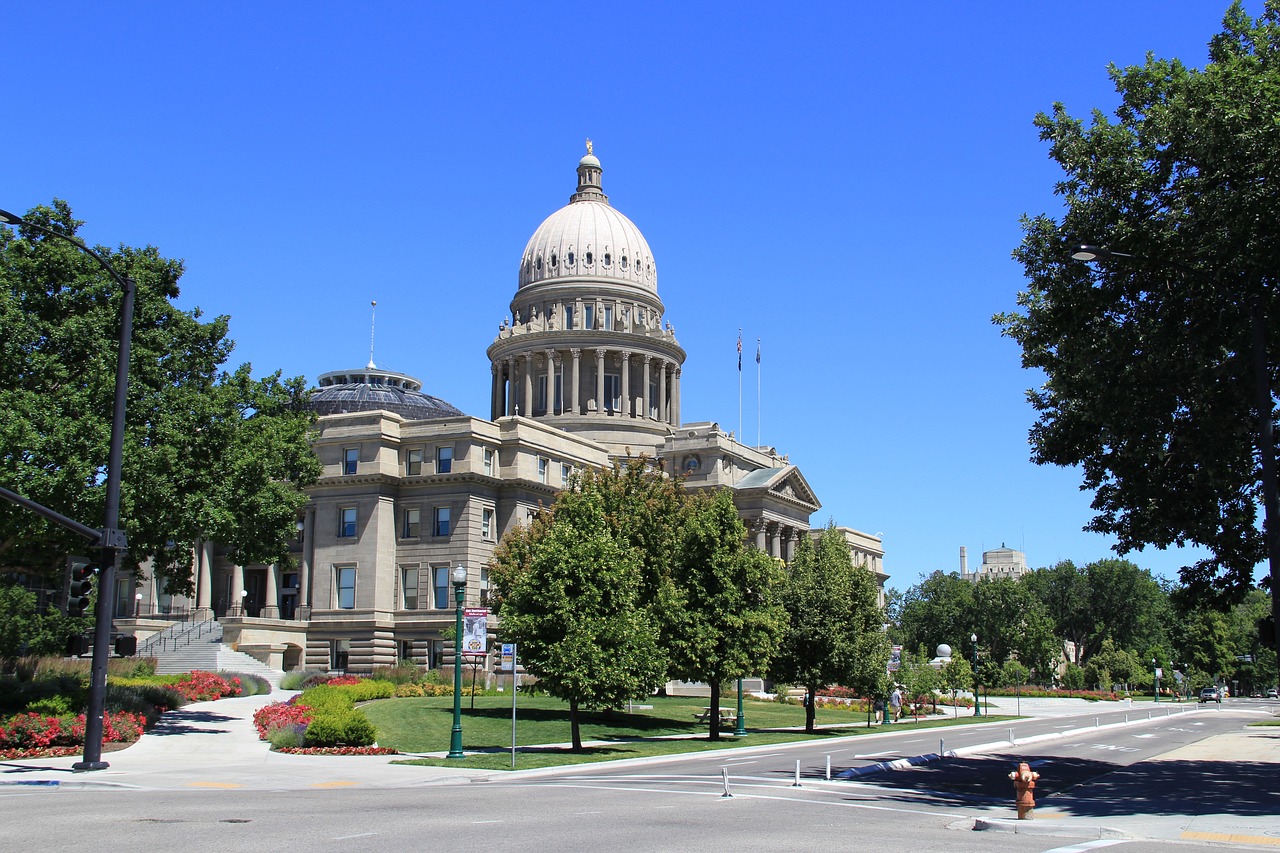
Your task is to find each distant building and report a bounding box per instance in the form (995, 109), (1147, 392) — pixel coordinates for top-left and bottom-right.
(959, 544), (1029, 582)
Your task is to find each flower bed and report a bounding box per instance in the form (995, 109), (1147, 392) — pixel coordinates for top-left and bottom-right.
(273, 746), (397, 756)
(0, 710), (147, 758)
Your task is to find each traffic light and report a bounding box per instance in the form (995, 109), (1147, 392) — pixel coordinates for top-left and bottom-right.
(66, 556), (96, 618)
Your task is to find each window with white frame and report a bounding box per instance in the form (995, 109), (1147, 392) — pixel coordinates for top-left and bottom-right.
(343, 447), (359, 475)
(402, 507), (420, 539)
(538, 457), (548, 483)
(401, 566), (419, 610)
(561, 463), (572, 485)
(432, 565), (451, 609)
(483, 447), (494, 475)
(433, 506), (451, 537)
(603, 305), (613, 329)
(338, 506), (357, 538)
(336, 566), (356, 609)
(406, 448), (423, 476)
(437, 446), (452, 474)
(604, 373), (621, 413)
(482, 507), (494, 540)
(584, 304), (595, 330)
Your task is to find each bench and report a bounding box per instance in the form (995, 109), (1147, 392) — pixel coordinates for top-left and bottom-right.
(693, 708), (738, 725)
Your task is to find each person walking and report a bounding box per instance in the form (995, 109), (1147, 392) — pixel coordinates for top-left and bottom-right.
(889, 686), (902, 723)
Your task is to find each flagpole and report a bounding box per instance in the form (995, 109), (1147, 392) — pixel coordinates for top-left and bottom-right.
(737, 329), (743, 443)
(756, 338), (761, 448)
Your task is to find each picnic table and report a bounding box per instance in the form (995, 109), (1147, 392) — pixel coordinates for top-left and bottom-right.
(693, 707), (738, 725)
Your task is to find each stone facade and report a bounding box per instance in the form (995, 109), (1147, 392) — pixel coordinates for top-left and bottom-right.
(122, 146), (886, 673)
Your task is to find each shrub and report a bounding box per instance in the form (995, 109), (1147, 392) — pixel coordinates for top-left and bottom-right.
(266, 722), (307, 750)
(25, 695), (75, 717)
(305, 711), (376, 747)
(221, 671), (271, 696)
(371, 662), (421, 685)
(280, 670), (328, 691)
(253, 699), (313, 739)
(394, 683), (425, 697)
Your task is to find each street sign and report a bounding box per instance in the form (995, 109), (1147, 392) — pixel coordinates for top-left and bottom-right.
(500, 642), (515, 671)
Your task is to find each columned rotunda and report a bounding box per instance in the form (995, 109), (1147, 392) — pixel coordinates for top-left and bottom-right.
(488, 146), (685, 458)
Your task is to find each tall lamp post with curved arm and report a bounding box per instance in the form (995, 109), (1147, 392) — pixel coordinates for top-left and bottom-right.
(448, 566), (469, 759)
(0, 208), (135, 772)
(1070, 244), (1280, 672)
(971, 633), (982, 717)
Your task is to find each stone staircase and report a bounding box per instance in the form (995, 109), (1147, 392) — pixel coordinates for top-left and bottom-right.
(140, 619), (285, 686)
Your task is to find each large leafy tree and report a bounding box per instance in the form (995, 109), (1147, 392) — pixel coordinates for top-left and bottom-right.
(488, 471), (667, 751)
(666, 490), (788, 740)
(0, 200), (319, 596)
(996, 3), (1280, 661)
(772, 524), (887, 732)
(898, 570), (975, 659)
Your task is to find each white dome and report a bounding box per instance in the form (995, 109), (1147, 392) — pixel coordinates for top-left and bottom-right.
(517, 147), (657, 291)
(519, 200), (657, 291)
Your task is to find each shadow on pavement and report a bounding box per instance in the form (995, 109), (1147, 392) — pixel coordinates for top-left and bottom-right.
(146, 709), (236, 736)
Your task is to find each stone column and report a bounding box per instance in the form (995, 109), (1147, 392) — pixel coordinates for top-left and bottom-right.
(263, 563), (280, 619)
(232, 563), (245, 616)
(544, 349), (556, 415)
(642, 356), (651, 420)
(672, 366), (682, 427)
(783, 527), (798, 564)
(620, 351), (632, 417)
(522, 353), (534, 417)
(195, 538), (213, 617)
(574, 298), (583, 329)
(490, 362), (502, 420)
(768, 522), (782, 560)
(595, 348), (606, 414)
(299, 506), (315, 619)
(505, 356), (517, 416)
(570, 348), (581, 415)
(753, 520), (767, 552)
(658, 360), (668, 424)
(551, 351), (563, 415)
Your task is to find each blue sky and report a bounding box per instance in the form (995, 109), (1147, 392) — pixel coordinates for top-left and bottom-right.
(4, 1), (1249, 590)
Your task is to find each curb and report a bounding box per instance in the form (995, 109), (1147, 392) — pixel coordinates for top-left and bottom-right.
(972, 817), (1135, 840)
(837, 751), (948, 780)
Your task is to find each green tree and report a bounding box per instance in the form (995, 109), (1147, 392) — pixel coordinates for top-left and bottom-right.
(898, 646), (942, 715)
(0, 582), (89, 660)
(899, 571), (974, 661)
(666, 490), (788, 740)
(0, 201), (319, 595)
(995, 3), (1280, 662)
(772, 525), (887, 733)
(938, 656), (973, 714)
(488, 483), (665, 751)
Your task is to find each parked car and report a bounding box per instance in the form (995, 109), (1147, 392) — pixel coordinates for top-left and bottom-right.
(1267, 688), (1278, 699)
(1199, 687), (1223, 703)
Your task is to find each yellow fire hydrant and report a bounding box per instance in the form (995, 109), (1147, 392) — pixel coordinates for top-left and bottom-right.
(1009, 762), (1040, 820)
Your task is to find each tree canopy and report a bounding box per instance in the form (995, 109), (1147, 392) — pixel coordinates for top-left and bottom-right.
(0, 200), (319, 597)
(995, 3), (1280, 642)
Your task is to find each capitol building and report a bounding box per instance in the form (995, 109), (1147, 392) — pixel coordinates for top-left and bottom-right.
(127, 146), (886, 674)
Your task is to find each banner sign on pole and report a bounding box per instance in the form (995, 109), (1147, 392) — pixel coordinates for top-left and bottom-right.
(888, 645), (902, 673)
(463, 607), (489, 656)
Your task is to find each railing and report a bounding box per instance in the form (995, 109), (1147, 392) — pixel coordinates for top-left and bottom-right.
(137, 617), (219, 657)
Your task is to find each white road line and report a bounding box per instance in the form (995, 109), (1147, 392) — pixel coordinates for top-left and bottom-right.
(853, 751), (895, 759)
(333, 832), (379, 840)
(1039, 840), (1125, 853)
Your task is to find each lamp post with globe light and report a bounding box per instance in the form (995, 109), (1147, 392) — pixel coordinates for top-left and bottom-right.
(971, 633), (981, 717)
(448, 566), (468, 759)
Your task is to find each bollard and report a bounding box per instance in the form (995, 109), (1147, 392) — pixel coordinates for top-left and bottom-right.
(1125, 713), (1129, 723)
(825, 754), (831, 781)
(1009, 761), (1040, 820)
(1009, 727), (1015, 746)
(721, 767), (733, 798)
(1148, 710), (1152, 720)
(1095, 716), (1100, 728)
(940, 737), (945, 757)
(792, 759), (803, 787)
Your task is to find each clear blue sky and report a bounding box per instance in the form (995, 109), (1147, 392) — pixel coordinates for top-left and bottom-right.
(4, 1), (1250, 590)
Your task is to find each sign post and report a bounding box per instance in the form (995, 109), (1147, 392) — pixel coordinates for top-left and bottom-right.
(501, 642), (518, 767)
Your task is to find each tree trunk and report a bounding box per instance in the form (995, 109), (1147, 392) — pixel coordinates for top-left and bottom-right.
(805, 682), (817, 733)
(708, 681), (721, 741)
(570, 697), (582, 752)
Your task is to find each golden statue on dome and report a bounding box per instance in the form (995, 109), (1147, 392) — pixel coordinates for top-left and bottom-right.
(585, 138), (593, 155)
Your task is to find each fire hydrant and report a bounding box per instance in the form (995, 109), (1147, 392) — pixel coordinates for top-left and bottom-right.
(1009, 762), (1040, 820)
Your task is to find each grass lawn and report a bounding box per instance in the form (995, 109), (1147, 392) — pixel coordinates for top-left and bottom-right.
(362, 694), (1013, 771)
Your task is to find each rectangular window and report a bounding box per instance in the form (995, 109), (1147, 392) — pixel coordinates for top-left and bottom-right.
(343, 447), (359, 475)
(434, 506), (451, 537)
(437, 446), (452, 474)
(536, 375), (547, 415)
(480, 568), (491, 607)
(433, 566), (451, 609)
(553, 372), (562, 413)
(561, 463), (572, 485)
(401, 566), (419, 610)
(564, 305), (574, 329)
(402, 507), (420, 538)
(331, 639), (350, 670)
(406, 448), (423, 476)
(538, 457), (548, 483)
(584, 304), (595, 330)
(482, 507), (494, 540)
(604, 373), (621, 413)
(483, 447), (494, 475)
(649, 381), (659, 418)
(399, 639), (414, 662)
(603, 305), (613, 329)
(336, 566), (356, 609)
(339, 506), (357, 538)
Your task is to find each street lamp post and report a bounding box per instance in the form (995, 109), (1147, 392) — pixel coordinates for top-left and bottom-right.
(0, 207), (135, 772)
(1153, 657), (1160, 703)
(448, 565), (468, 759)
(134, 592), (142, 619)
(1071, 245), (1280, 674)
(734, 678), (747, 737)
(971, 633), (981, 717)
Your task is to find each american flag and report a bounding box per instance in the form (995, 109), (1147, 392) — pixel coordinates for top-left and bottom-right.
(737, 330), (742, 371)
